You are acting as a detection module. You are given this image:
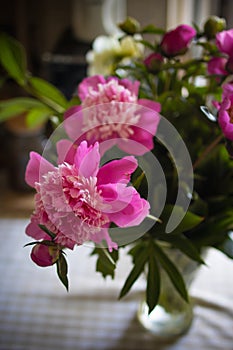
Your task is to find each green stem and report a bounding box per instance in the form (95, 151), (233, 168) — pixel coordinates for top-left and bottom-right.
(193, 134), (224, 170)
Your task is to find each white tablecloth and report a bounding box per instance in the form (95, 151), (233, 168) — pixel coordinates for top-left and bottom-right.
(0, 218), (232, 350)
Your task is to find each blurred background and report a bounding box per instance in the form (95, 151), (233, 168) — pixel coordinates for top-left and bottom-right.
(0, 0), (232, 216)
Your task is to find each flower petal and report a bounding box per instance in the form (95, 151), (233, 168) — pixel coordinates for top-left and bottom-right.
(92, 227), (118, 252)
(25, 221), (49, 240)
(64, 107), (86, 144)
(74, 141), (100, 177)
(25, 152), (54, 187)
(56, 139), (77, 164)
(108, 191), (150, 227)
(97, 156), (137, 185)
(78, 75), (106, 100)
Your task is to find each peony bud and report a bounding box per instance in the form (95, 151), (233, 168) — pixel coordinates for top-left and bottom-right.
(31, 242), (60, 267)
(118, 17), (140, 35)
(160, 25), (196, 57)
(204, 16), (226, 39)
(144, 53), (164, 73)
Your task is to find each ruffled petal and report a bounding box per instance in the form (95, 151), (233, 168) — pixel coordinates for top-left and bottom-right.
(78, 75), (106, 100)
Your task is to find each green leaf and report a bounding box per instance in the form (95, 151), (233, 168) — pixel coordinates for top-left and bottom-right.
(26, 108), (50, 128)
(0, 97), (49, 122)
(91, 247), (118, 279)
(119, 245), (148, 299)
(0, 32), (27, 85)
(153, 242), (189, 302)
(155, 205), (203, 236)
(166, 235), (205, 264)
(215, 233), (233, 259)
(56, 253), (69, 291)
(132, 171), (145, 190)
(28, 76), (68, 112)
(67, 96), (81, 107)
(146, 249), (160, 313)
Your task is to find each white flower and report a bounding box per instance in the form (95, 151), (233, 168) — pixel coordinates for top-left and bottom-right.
(86, 34), (144, 76)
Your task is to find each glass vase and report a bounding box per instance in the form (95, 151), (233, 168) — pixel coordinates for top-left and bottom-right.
(137, 246), (204, 338)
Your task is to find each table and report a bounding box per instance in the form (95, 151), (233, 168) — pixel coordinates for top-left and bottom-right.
(0, 218), (232, 350)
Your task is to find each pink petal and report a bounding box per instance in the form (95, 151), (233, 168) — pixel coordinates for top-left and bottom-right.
(56, 139), (77, 164)
(117, 129), (154, 155)
(74, 141), (100, 177)
(78, 75), (106, 100)
(92, 227), (118, 252)
(100, 184), (136, 214)
(97, 156), (137, 185)
(25, 152), (54, 188)
(109, 192), (150, 227)
(25, 221), (48, 240)
(106, 76), (140, 96)
(64, 105), (82, 119)
(64, 108), (86, 143)
(138, 98), (161, 113)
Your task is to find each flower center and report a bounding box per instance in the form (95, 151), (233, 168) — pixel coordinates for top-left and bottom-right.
(81, 80), (140, 140)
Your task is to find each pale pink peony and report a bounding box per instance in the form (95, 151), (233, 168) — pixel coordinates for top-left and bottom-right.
(64, 75), (161, 156)
(25, 141), (150, 252)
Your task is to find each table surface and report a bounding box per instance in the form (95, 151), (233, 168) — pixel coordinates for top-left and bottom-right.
(0, 218), (233, 350)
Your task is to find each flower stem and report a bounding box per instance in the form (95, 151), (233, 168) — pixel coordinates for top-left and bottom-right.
(193, 134), (224, 170)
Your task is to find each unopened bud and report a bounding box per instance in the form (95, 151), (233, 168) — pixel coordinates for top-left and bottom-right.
(204, 16), (226, 39)
(118, 17), (140, 35)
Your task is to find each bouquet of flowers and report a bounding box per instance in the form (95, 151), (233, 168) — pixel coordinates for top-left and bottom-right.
(0, 15), (233, 314)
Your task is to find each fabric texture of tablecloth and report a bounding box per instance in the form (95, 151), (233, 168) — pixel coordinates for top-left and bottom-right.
(0, 218), (232, 350)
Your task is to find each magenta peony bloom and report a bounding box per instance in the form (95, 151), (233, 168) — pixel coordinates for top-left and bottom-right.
(64, 75), (161, 156)
(216, 29), (233, 55)
(25, 141), (150, 252)
(207, 56), (228, 76)
(31, 243), (60, 267)
(160, 25), (196, 57)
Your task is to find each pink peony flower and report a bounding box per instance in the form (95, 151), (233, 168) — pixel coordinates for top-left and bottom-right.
(31, 243), (60, 267)
(160, 25), (196, 57)
(207, 56), (228, 76)
(216, 29), (233, 56)
(25, 141), (150, 252)
(64, 75), (161, 156)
